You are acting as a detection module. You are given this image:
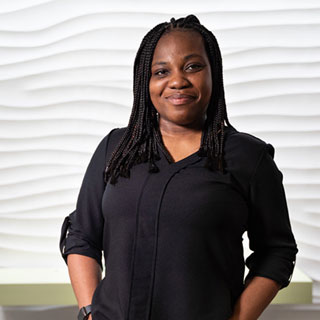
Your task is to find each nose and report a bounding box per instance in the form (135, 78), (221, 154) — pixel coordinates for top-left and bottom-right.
(168, 70), (191, 89)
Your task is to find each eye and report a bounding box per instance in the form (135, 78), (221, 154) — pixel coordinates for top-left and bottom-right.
(186, 64), (203, 71)
(154, 69), (168, 77)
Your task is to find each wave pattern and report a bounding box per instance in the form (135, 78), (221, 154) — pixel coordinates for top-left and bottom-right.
(0, 0), (319, 305)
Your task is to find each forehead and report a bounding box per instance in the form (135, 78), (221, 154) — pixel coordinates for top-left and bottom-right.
(152, 30), (207, 60)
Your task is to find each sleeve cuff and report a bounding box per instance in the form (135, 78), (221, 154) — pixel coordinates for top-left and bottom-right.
(59, 213), (103, 269)
(245, 252), (296, 289)
(62, 236), (103, 269)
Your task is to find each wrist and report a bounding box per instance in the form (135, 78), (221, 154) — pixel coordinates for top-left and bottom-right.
(78, 304), (92, 320)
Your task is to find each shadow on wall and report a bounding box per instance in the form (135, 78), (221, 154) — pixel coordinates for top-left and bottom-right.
(1, 305), (320, 320)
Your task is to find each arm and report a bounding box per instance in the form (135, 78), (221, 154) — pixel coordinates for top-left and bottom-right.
(59, 130), (118, 317)
(68, 254), (102, 320)
(67, 254), (102, 308)
(245, 143), (298, 288)
(231, 143), (298, 319)
(229, 276), (281, 320)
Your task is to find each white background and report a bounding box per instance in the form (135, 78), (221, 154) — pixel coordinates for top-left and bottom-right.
(0, 0), (319, 318)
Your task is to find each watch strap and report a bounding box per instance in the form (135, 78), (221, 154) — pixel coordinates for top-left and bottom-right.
(77, 304), (92, 320)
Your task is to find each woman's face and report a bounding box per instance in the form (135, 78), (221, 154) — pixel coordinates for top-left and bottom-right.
(149, 30), (212, 128)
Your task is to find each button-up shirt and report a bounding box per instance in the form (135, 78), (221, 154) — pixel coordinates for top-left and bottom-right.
(60, 125), (298, 320)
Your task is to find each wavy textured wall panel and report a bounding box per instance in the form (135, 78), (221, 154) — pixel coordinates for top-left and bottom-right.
(0, 0), (319, 308)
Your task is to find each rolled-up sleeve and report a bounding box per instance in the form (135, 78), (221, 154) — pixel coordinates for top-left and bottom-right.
(245, 143), (298, 288)
(59, 129), (116, 269)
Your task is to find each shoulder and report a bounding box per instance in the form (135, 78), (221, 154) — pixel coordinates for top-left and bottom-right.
(91, 126), (127, 157)
(223, 125), (274, 180)
(108, 126), (127, 142)
(104, 126), (127, 152)
(224, 125), (271, 158)
(224, 125), (267, 150)
(93, 126), (128, 162)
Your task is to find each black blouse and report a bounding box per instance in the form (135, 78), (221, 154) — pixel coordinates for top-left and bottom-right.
(60, 125), (298, 320)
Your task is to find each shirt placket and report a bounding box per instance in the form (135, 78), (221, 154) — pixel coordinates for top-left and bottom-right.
(126, 153), (202, 320)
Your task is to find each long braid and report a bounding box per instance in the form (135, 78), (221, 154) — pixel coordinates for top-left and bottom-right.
(104, 15), (235, 184)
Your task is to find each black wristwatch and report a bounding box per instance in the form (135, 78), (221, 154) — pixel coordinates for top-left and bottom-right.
(78, 304), (92, 320)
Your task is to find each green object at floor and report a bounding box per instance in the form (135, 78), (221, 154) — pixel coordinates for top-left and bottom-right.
(0, 267), (312, 306)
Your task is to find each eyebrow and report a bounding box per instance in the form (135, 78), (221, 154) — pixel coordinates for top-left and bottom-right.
(151, 54), (204, 68)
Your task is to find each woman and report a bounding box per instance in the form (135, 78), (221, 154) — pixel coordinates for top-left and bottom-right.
(60, 15), (298, 320)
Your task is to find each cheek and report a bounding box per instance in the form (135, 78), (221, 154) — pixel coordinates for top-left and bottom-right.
(200, 69), (212, 96)
(200, 78), (212, 102)
(149, 80), (167, 112)
(149, 80), (162, 98)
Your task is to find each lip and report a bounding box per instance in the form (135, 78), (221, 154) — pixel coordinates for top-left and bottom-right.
(166, 93), (196, 105)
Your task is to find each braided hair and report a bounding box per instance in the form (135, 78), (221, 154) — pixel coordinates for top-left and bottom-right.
(104, 14), (235, 184)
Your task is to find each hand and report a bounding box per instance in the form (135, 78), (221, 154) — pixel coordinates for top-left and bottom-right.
(88, 315), (92, 320)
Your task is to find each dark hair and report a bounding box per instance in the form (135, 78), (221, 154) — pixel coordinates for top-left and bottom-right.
(104, 14), (235, 184)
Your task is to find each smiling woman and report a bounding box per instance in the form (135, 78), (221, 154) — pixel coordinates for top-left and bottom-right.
(149, 30), (212, 162)
(59, 14), (298, 320)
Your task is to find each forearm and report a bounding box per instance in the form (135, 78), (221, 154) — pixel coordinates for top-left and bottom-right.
(229, 276), (281, 320)
(67, 254), (102, 311)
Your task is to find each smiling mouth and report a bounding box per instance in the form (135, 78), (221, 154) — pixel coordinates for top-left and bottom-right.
(166, 94), (196, 105)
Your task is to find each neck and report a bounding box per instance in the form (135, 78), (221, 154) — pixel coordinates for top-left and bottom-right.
(159, 116), (206, 138)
